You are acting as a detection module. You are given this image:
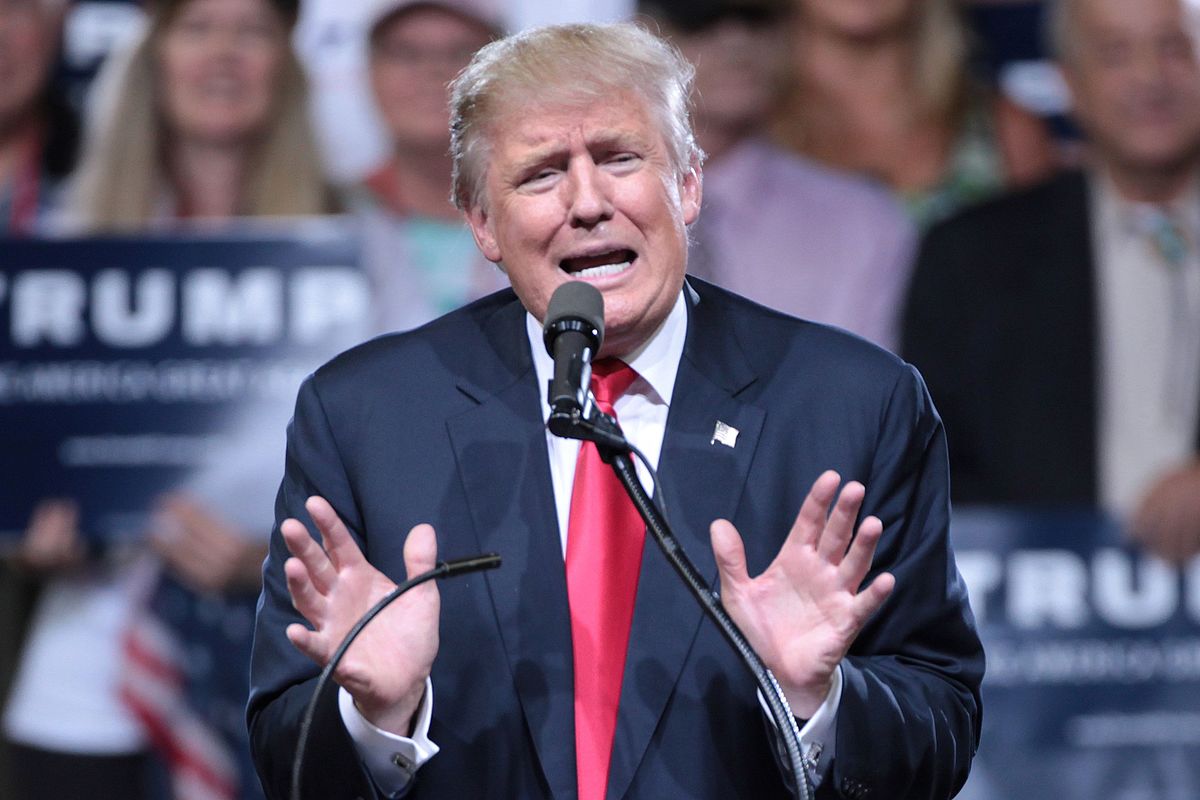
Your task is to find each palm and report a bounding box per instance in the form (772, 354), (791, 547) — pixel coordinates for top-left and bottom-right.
(282, 496), (440, 734)
(711, 471), (894, 716)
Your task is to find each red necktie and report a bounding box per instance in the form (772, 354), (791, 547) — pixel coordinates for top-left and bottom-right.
(566, 358), (645, 800)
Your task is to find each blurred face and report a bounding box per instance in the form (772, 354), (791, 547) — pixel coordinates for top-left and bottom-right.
(466, 93), (701, 358)
(674, 17), (789, 133)
(1063, 0), (1200, 175)
(370, 7), (494, 151)
(0, 0), (60, 133)
(157, 0), (287, 146)
(798, 0), (918, 40)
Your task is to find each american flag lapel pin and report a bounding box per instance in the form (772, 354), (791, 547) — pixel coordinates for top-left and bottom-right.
(711, 420), (739, 448)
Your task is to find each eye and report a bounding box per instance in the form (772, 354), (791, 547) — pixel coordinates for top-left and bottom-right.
(1161, 33), (1195, 61)
(603, 152), (642, 172)
(518, 167), (561, 190)
(1096, 40), (1132, 68)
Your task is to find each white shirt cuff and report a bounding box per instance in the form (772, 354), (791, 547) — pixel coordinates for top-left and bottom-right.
(338, 678), (440, 797)
(758, 664), (842, 788)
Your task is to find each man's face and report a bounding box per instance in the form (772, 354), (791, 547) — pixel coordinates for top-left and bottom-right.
(370, 7), (493, 152)
(465, 93), (701, 358)
(1063, 0), (1200, 175)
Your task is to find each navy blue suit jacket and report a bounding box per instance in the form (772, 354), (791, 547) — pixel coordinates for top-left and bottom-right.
(248, 279), (983, 800)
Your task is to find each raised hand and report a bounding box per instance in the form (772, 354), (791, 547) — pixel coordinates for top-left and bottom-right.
(1131, 460), (1200, 565)
(710, 470), (895, 718)
(281, 496), (439, 735)
(151, 494), (267, 593)
(16, 499), (85, 573)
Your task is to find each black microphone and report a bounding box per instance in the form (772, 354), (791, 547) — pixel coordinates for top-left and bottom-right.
(543, 281), (604, 438)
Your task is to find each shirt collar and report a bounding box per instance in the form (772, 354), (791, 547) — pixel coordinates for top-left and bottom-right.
(526, 287), (688, 413)
(1091, 168), (1200, 238)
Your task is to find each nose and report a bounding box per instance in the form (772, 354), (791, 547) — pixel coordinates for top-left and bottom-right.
(566, 158), (614, 228)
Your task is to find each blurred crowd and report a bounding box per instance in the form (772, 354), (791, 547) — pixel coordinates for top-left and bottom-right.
(1, 0), (1198, 797)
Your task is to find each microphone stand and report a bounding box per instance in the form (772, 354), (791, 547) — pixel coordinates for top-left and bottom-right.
(553, 406), (814, 800)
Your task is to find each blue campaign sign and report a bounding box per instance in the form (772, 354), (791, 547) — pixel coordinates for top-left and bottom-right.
(951, 507), (1200, 800)
(0, 222), (370, 542)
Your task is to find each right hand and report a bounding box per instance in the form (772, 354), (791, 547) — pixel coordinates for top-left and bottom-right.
(281, 496), (440, 736)
(16, 499), (85, 573)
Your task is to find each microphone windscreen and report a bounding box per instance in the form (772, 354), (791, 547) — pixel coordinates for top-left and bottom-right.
(543, 281), (604, 350)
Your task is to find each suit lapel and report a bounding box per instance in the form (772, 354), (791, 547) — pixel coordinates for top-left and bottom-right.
(446, 298), (578, 800)
(1055, 173), (1101, 500)
(607, 283), (765, 800)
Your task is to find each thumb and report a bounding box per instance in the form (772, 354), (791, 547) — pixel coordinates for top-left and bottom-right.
(403, 523), (438, 580)
(710, 519), (749, 591)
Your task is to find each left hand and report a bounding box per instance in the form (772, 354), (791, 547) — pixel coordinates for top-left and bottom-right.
(1130, 460), (1200, 565)
(152, 494), (268, 593)
(710, 470), (895, 718)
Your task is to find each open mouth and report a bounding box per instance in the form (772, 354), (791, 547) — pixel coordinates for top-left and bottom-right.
(560, 249), (637, 279)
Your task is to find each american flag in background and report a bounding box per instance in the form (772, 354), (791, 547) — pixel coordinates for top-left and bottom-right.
(121, 568), (263, 800)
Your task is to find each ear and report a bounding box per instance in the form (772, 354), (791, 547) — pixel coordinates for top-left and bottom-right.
(679, 155), (703, 226)
(466, 203), (503, 263)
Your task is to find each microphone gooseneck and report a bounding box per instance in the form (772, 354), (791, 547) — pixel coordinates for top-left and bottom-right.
(290, 553), (502, 800)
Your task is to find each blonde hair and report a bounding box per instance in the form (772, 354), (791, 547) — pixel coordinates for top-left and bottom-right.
(780, 0), (972, 142)
(912, 0), (972, 121)
(70, 1), (330, 231)
(448, 21), (702, 211)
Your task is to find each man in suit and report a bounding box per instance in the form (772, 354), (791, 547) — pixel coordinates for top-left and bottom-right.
(249, 22), (983, 800)
(902, 0), (1200, 564)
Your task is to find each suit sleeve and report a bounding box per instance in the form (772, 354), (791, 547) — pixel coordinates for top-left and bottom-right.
(822, 363), (984, 800)
(246, 373), (380, 800)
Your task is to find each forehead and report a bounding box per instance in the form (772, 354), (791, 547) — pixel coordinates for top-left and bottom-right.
(374, 5), (493, 43)
(485, 92), (665, 165)
(1075, 0), (1190, 39)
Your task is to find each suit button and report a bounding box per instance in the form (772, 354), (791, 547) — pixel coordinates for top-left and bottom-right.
(839, 776), (869, 799)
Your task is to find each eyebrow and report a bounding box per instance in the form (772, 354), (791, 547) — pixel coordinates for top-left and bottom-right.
(508, 129), (650, 175)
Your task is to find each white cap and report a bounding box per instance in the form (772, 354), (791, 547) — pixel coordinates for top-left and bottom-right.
(364, 0), (506, 38)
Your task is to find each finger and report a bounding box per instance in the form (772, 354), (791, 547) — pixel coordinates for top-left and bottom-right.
(1163, 505), (1195, 565)
(850, 571), (896, 628)
(171, 499), (242, 550)
(306, 496), (365, 571)
(403, 523), (438, 580)
(787, 470), (841, 550)
(839, 515), (884, 589)
(284, 556), (328, 623)
(286, 622), (329, 666)
(710, 519), (750, 595)
(817, 480), (866, 563)
(281, 517), (336, 595)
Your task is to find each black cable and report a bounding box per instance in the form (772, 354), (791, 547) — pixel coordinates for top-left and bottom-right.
(290, 553), (501, 800)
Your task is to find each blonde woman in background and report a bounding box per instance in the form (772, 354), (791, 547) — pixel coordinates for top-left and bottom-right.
(773, 0), (1059, 228)
(3, 0), (335, 798)
(73, 0), (332, 227)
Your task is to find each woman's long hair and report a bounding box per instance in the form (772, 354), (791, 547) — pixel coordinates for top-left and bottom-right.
(776, 0), (972, 148)
(70, 0), (330, 231)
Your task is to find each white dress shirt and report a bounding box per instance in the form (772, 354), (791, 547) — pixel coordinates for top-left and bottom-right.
(338, 288), (840, 795)
(1091, 175), (1200, 518)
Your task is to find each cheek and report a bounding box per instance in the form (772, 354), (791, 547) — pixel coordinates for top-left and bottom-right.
(158, 42), (202, 106)
(245, 50), (283, 105)
(372, 65), (411, 105)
